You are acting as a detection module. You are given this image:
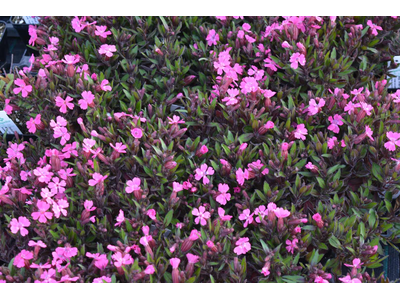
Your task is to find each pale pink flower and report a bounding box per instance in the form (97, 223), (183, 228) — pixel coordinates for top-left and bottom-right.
(186, 253), (200, 264)
(26, 114), (42, 133)
(131, 128), (143, 139)
(86, 252), (109, 270)
(216, 183), (231, 205)
(240, 77), (259, 94)
(126, 177), (141, 193)
(88, 172), (108, 186)
(115, 210), (125, 227)
(247, 66), (264, 81)
(305, 162), (317, 170)
(290, 52), (306, 69)
(55, 96), (74, 113)
(13, 78), (32, 98)
(99, 44), (117, 57)
(10, 216), (31, 236)
(95, 25), (112, 38)
(274, 207), (291, 218)
(385, 132), (400, 151)
(52, 200), (69, 218)
(234, 237), (251, 255)
(31, 200), (53, 223)
(344, 258), (363, 269)
(239, 209), (254, 228)
(93, 276), (112, 283)
(33, 165), (54, 183)
(28, 240), (46, 248)
(327, 137), (338, 149)
(236, 168), (246, 186)
(206, 29), (219, 46)
(365, 125), (374, 141)
(261, 267), (270, 276)
(168, 115), (185, 125)
(173, 182), (183, 192)
(145, 265), (155, 275)
(170, 258), (180, 269)
(110, 142), (127, 153)
(147, 209), (157, 220)
(78, 91), (95, 110)
(99, 79), (112, 91)
(140, 235), (153, 247)
(282, 41), (291, 48)
(218, 207), (232, 221)
(294, 124), (308, 140)
(308, 98), (325, 116)
(112, 252), (133, 267)
(84, 200), (96, 212)
(344, 101), (361, 115)
(245, 35), (256, 43)
(328, 114), (344, 134)
(194, 164), (214, 184)
(48, 177), (66, 194)
(192, 206), (211, 226)
(254, 205), (268, 223)
(176, 222), (183, 229)
(62, 54), (80, 65)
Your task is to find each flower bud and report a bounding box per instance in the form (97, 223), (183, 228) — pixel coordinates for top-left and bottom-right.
(183, 75), (196, 86)
(164, 161), (177, 170)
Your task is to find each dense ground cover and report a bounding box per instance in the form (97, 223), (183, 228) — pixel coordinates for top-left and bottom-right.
(1, 16), (400, 283)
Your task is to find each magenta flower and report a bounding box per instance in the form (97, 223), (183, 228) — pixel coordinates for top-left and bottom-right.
(261, 267), (270, 276)
(10, 216), (31, 236)
(55, 96), (74, 113)
(216, 183), (231, 205)
(189, 229), (200, 241)
(234, 237), (251, 255)
(254, 205), (268, 223)
(110, 142), (127, 153)
(48, 177), (66, 194)
(206, 29), (219, 46)
(62, 54), (80, 65)
(286, 238), (299, 254)
(95, 25), (112, 38)
(222, 88), (240, 106)
(240, 77), (259, 94)
(344, 258), (363, 269)
(314, 276), (329, 283)
(31, 200), (53, 223)
(367, 20), (382, 36)
(131, 128), (143, 139)
(33, 165), (54, 183)
(26, 114), (42, 134)
(236, 168), (246, 186)
(4, 98), (13, 114)
(294, 124), (308, 140)
(218, 207), (233, 221)
(13, 78), (32, 98)
(88, 172), (108, 186)
(365, 125), (374, 141)
(14, 250), (33, 268)
(192, 206), (211, 226)
(239, 209), (254, 228)
(100, 79), (112, 91)
(112, 252), (133, 267)
(93, 276), (112, 283)
(86, 252), (109, 270)
(145, 265), (155, 275)
(78, 91), (95, 110)
(312, 213), (322, 222)
(170, 258), (181, 269)
(194, 164), (214, 184)
(290, 52), (306, 69)
(344, 101), (361, 115)
(99, 44), (117, 57)
(115, 210), (125, 227)
(339, 275), (361, 283)
(28, 240), (46, 248)
(305, 162), (317, 171)
(126, 177), (141, 193)
(28, 25), (37, 46)
(186, 253), (200, 264)
(308, 98), (325, 116)
(274, 207), (290, 218)
(384, 131), (400, 151)
(147, 209), (157, 220)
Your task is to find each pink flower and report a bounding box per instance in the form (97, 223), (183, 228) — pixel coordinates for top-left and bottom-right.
(290, 52), (306, 69)
(88, 172), (108, 186)
(147, 209), (157, 220)
(234, 237), (251, 255)
(176, 222), (183, 229)
(218, 207), (232, 221)
(206, 240), (215, 249)
(99, 44), (117, 57)
(327, 137), (338, 149)
(282, 41), (291, 48)
(367, 20), (382, 36)
(192, 206), (211, 226)
(26, 114), (42, 133)
(100, 79), (112, 91)
(198, 145), (208, 155)
(344, 258), (363, 269)
(327, 114), (344, 134)
(274, 208), (290, 218)
(33, 165), (54, 183)
(239, 209), (254, 228)
(240, 77), (259, 94)
(115, 210), (125, 227)
(305, 162), (317, 171)
(308, 98), (325, 116)
(110, 142), (127, 153)
(95, 25), (112, 38)
(186, 253), (200, 264)
(286, 238), (299, 254)
(144, 265), (155, 275)
(344, 101), (361, 115)
(10, 216), (31, 236)
(168, 115), (185, 125)
(312, 213), (322, 222)
(28, 240), (46, 248)
(112, 252), (133, 267)
(315, 276), (329, 283)
(216, 183), (231, 205)
(385, 131), (400, 151)
(294, 124), (308, 140)
(247, 66), (264, 80)
(339, 275), (361, 283)
(14, 250), (33, 268)
(254, 205), (268, 223)
(131, 128), (143, 139)
(93, 276), (112, 283)
(261, 267), (270, 276)
(206, 29), (219, 46)
(126, 178), (141, 193)
(13, 78), (32, 98)
(31, 200), (53, 223)
(194, 164), (214, 184)
(55, 96), (74, 113)
(140, 235), (153, 247)
(78, 91), (95, 110)
(189, 229), (200, 241)
(84, 200), (96, 212)
(4, 98), (13, 114)
(359, 102), (373, 116)
(170, 258), (180, 269)
(86, 253), (109, 270)
(365, 125), (374, 141)
(236, 168), (246, 186)
(28, 25), (37, 46)
(62, 54), (80, 65)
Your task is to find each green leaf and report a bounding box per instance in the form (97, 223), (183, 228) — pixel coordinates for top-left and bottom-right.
(328, 235), (342, 249)
(164, 209), (174, 227)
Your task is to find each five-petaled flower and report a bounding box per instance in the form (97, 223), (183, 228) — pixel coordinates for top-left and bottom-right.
(95, 25), (112, 38)
(234, 237), (251, 255)
(10, 216), (31, 236)
(327, 114), (344, 134)
(125, 177), (141, 193)
(88, 172), (108, 186)
(216, 183), (231, 205)
(294, 124), (308, 140)
(99, 44), (117, 57)
(194, 164), (214, 184)
(384, 131), (400, 151)
(13, 78), (32, 98)
(192, 206), (211, 226)
(290, 52), (306, 69)
(206, 29), (219, 46)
